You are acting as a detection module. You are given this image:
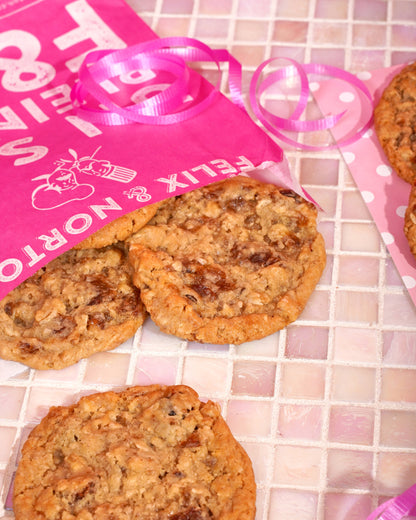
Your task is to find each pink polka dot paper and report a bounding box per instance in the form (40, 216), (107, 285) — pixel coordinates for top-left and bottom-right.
(313, 64), (416, 303)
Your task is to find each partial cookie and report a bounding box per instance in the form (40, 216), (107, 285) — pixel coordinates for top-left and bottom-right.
(0, 245), (145, 370)
(129, 176), (326, 345)
(374, 62), (416, 184)
(404, 183), (416, 258)
(74, 202), (162, 249)
(13, 384), (256, 520)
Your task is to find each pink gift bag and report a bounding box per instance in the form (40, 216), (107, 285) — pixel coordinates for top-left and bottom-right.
(0, 0), (285, 300)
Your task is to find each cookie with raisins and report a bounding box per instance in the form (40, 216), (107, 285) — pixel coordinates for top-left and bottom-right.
(0, 245), (145, 369)
(129, 176), (326, 345)
(13, 385), (256, 520)
(374, 62), (416, 184)
(74, 202), (162, 249)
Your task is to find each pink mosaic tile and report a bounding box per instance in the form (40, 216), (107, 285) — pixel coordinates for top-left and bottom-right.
(232, 360), (276, 396)
(83, 352), (130, 385)
(182, 356), (229, 395)
(273, 445), (322, 486)
(331, 366), (376, 403)
(272, 21), (308, 43)
(338, 256), (380, 287)
(281, 363), (326, 400)
(383, 331), (416, 365)
(226, 399), (273, 437)
(270, 489), (318, 520)
(377, 452), (416, 494)
(341, 223), (381, 252)
(333, 327), (379, 363)
(285, 326), (329, 360)
(381, 368), (416, 402)
(335, 290), (378, 323)
(327, 449), (373, 489)
(278, 404), (323, 440)
(353, 0), (388, 21)
(328, 406), (375, 445)
(133, 356), (178, 386)
(380, 410), (416, 449)
(324, 493), (373, 520)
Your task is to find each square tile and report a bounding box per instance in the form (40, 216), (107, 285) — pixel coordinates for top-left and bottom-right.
(341, 191), (372, 220)
(83, 352), (130, 385)
(328, 406), (374, 445)
(281, 363), (326, 400)
(353, 0), (388, 21)
(194, 18), (230, 40)
(232, 360), (276, 397)
(272, 21), (308, 43)
(25, 387), (78, 423)
(226, 399), (272, 437)
(278, 404), (323, 440)
(341, 223), (381, 252)
(299, 290), (330, 321)
(241, 442), (273, 484)
(381, 368), (416, 403)
(383, 293), (416, 326)
(286, 326), (328, 360)
(327, 449), (373, 488)
(331, 366), (376, 402)
(199, 0), (233, 15)
(270, 489), (318, 520)
(300, 158), (339, 186)
(324, 493), (373, 520)
(334, 327), (379, 363)
(315, 0), (349, 19)
(182, 356), (228, 395)
(377, 452), (416, 494)
(312, 22), (347, 45)
(383, 331), (416, 365)
(0, 427), (17, 464)
(335, 290), (378, 323)
(0, 386), (26, 420)
(235, 20), (269, 41)
(337, 256), (379, 287)
(380, 410), (416, 449)
(273, 445), (322, 486)
(237, 332), (279, 357)
(133, 356), (178, 386)
(352, 24), (387, 47)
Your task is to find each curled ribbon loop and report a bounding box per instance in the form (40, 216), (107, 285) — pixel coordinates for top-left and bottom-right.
(71, 36), (374, 150)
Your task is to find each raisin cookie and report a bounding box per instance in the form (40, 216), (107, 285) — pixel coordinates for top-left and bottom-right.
(404, 184), (416, 258)
(74, 202), (162, 249)
(13, 384), (256, 520)
(374, 62), (416, 184)
(129, 176), (326, 345)
(0, 245), (145, 370)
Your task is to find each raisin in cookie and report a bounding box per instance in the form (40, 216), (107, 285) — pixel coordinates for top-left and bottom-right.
(0, 245), (145, 370)
(13, 384), (256, 520)
(374, 62), (416, 184)
(74, 202), (162, 249)
(129, 176), (326, 345)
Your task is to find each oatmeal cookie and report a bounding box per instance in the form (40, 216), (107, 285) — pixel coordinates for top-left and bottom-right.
(13, 384), (256, 520)
(0, 245), (145, 370)
(374, 62), (416, 184)
(129, 176), (326, 345)
(74, 202), (162, 249)
(404, 183), (416, 258)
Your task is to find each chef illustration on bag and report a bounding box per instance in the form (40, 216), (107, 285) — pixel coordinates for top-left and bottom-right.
(31, 147), (137, 210)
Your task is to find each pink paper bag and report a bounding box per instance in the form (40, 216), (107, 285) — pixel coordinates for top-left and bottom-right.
(0, 0), (284, 300)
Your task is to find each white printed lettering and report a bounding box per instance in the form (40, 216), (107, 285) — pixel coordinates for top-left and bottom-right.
(20, 98), (50, 123)
(0, 106), (27, 130)
(53, 0), (126, 73)
(65, 213), (93, 234)
(156, 174), (189, 193)
(0, 30), (55, 92)
(0, 137), (48, 166)
(23, 245), (46, 267)
(41, 85), (73, 114)
(0, 258), (22, 283)
(65, 115), (102, 137)
(38, 229), (68, 251)
(89, 197), (122, 219)
(210, 159), (238, 175)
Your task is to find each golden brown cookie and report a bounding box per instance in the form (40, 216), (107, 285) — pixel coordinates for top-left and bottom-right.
(74, 202), (162, 249)
(374, 62), (416, 184)
(0, 245), (145, 370)
(13, 384), (256, 520)
(129, 176), (326, 345)
(404, 182), (416, 258)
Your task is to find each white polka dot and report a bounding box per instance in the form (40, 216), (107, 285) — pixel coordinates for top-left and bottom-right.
(361, 190), (375, 203)
(376, 164), (393, 177)
(343, 151), (355, 164)
(357, 71), (372, 81)
(362, 128), (373, 138)
(339, 91), (355, 103)
(381, 231), (395, 245)
(396, 205), (407, 218)
(309, 82), (320, 92)
(403, 275), (416, 289)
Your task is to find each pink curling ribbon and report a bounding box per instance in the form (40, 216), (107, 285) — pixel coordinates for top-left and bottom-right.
(366, 484), (416, 520)
(71, 36), (373, 150)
